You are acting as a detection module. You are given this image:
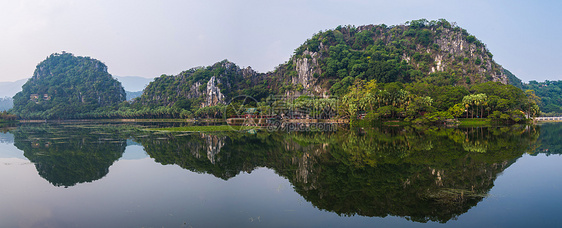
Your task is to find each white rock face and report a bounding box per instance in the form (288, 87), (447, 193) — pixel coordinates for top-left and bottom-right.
(293, 50), (329, 96)
(294, 50), (317, 89)
(205, 76), (224, 107)
(202, 134), (226, 164)
(400, 27), (508, 84)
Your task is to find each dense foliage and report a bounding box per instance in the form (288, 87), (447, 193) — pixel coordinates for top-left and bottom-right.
(0, 110), (16, 123)
(521, 80), (562, 115)
(11, 53), (126, 119)
(504, 69), (562, 116)
(332, 79), (536, 125)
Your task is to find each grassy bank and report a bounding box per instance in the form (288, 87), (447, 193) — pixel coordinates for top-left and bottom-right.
(458, 118), (493, 127)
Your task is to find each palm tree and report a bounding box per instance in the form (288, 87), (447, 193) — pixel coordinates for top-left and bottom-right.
(462, 95), (472, 118)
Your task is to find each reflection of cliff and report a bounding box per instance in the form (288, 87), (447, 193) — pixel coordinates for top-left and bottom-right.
(203, 134), (225, 164)
(137, 125), (538, 223)
(12, 124), (127, 187)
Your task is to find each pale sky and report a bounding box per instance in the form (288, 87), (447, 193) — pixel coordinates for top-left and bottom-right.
(0, 0), (560, 83)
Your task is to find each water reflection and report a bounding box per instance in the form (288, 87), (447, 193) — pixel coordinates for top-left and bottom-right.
(10, 124), (132, 187)
(532, 123), (562, 155)
(5, 123), (541, 223)
(135, 125), (539, 223)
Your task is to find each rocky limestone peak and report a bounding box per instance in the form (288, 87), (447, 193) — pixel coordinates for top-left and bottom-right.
(220, 60), (235, 70)
(293, 50), (328, 96)
(430, 27), (508, 84)
(205, 76), (225, 107)
(294, 50), (317, 88)
(242, 66), (257, 78)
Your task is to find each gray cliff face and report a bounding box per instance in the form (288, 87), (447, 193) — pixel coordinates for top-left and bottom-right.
(202, 133), (226, 165)
(182, 134), (226, 165)
(427, 27), (507, 84)
(242, 66), (261, 85)
(242, 66), (257, 78)
(205, 76), (225, 107)
(294, 50), (324, 95)
(200, 63), (260, 107)
(292, 49), (329, 97)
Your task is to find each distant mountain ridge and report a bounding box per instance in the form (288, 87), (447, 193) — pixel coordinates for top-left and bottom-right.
(0, 97), (12, 111)
(0, 79), (27, 98)
(114, 76), (153, 92)
(0, 80), (25, 111)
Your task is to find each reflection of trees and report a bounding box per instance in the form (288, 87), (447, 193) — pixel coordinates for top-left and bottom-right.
(286, 126), (538, 222)
(136, 125), (539, 223)
(12, 124), (129, 187)
(531, 123), (562, 155)
(136, 132), (294, 180)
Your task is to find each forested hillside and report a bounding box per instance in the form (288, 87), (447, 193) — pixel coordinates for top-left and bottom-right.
(266, 19), (507, 97)
(11, 53), (126, 119)
(131, 60), (266, 111)
(521, 80), (562, 115)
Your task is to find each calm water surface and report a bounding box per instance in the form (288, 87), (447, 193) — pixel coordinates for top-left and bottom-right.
(0, 123), (561, 227)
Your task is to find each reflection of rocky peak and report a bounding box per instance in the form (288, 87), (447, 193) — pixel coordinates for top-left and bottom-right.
(291, 142), (328, 191)
(201, 133), (226, 164)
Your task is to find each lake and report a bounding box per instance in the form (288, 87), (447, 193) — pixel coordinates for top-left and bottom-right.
(0, 122), (561, 228)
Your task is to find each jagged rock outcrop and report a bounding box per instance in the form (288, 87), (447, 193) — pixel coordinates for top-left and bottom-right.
(425, 25), (507, 84)
(292, 50), (328, 97)
(137, 60), (262, 108)
(205, 76), (225, 107)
